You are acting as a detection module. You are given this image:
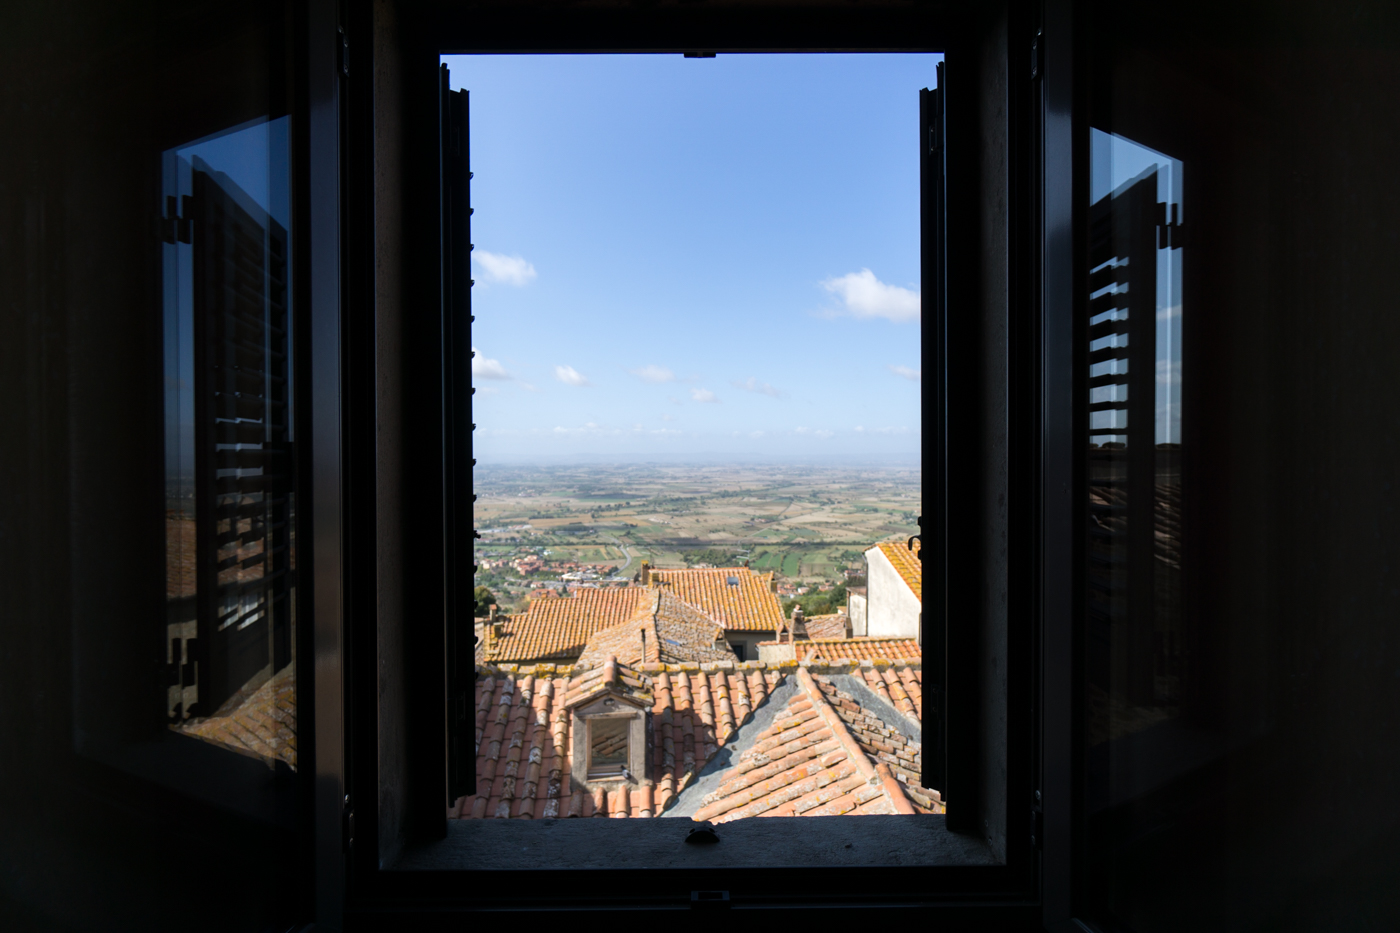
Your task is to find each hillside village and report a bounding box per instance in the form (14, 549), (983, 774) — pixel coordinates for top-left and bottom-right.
(461, 539), (932, 823)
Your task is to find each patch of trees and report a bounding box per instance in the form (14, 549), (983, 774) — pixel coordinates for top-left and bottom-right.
(781, 581), (848, 619)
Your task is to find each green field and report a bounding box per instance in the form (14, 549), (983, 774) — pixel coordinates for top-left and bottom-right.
(472, 463), (919, 606)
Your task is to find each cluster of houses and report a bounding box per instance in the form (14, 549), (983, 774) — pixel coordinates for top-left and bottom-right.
(462, 539), (930, 823)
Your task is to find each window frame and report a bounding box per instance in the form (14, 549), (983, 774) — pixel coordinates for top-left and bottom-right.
(326, 0), (1049, 920)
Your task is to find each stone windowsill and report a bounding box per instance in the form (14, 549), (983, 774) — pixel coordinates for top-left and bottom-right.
(393, 813), (996, 871)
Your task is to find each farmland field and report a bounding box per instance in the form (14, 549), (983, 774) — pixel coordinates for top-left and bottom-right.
(472, 463), (920, 610)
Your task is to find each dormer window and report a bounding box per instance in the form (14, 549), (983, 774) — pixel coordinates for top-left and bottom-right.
(565, 657), (651, 790)
(726, 576), (739, 586)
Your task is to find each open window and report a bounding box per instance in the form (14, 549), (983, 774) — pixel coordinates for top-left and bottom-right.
(437, 49), (948, 854)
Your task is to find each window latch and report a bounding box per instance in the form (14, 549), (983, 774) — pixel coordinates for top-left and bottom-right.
(690, 890), (730, 911)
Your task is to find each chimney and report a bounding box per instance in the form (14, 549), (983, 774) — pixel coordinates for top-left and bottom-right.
(489, 605), (504, 642)
(769, 577), (777, 594)
(640, 561), (651, 586)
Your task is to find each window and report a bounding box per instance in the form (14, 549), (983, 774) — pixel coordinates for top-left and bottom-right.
(161, 119), (297, 749)
(449, 52), (942, 847)
(587, 717), (630, 778)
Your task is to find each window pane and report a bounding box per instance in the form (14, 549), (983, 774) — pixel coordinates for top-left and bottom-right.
(162, 117), (297, 769)
(589, 719), (629, 775)
(453, 53), (936, 843)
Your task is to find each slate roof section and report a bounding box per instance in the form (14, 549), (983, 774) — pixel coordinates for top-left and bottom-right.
(650, 567), (784, 632)
(577, 590), (736, 668)
(482, 587), (646, 662)
(875, 540), (922, 603)
(453, 657), (939, 821)
(809, 672), (937, 811)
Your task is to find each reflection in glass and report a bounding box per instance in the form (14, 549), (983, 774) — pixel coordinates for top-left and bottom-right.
(588, 719), (630, 777)
(1086, 130), (1183, 777)
(161, 118), (296, 769)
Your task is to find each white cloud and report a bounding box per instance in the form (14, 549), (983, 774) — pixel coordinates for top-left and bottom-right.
(731, 377), (782, 398)
(475, 385), (500, 396)
(630, 364), (675, 384)
(691, 388), (719, 403)
(750, 431), (765, 438)
(661, 414), (675, 422)
(472, 346), (510, 380)
(854, 425), (910, 435)
(794, 426), (835, 439)
(554, 422), (614, 436)
(1157, 360), (1181, 384)
(554, 365), (591, 386)
(889, 364), (922, 382)
(474, 251), (537, 286)
(820, 269), (921, 322)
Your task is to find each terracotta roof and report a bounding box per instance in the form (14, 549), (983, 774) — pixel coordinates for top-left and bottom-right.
(800, 612), (851, 640)
(875, 540), (922, 602)
(453, 657), (940, 821)
(794, 637), (921, 663)
(692, 667), (936, 822)
(650, 567), (784, 632)
(577, 590), (736, 668)
(173, 664), (296, 769)
(482, 587), (647, 662)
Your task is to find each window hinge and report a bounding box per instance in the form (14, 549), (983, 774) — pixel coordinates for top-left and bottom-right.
(338, 26), (349, 78)
(1031, 29), (1043, 81)
(342, 795), (354, 852)
(1031, 789), (1043, 850)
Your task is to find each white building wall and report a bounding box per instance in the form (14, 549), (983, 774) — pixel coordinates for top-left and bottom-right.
(847, 591), (868, 636)
(864, 546), (921, 639)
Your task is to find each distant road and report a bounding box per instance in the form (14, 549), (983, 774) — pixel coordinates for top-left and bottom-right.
(603, 534), (634, 576)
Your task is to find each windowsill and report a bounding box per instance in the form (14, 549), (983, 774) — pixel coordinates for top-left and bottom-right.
(392, 813), (996, 871)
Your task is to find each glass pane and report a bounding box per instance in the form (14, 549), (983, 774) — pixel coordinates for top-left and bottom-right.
(453, 53), (935, 837)
(161, 117), (297, 769)
(589, 719), (629, 775)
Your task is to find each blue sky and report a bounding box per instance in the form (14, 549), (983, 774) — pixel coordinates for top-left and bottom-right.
(446, 53), (935, 464)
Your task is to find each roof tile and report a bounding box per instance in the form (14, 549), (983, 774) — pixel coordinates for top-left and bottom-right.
(452, 656), (940, 822)
(650, 567), (784, 632)
(875, 540), (922, 602)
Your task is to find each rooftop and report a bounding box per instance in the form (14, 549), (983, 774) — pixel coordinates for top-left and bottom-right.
(799, 611), (851, 640)
(794, 636), (922, 664)
(649, 566), (784, 632)
(455, 656), (938, 822)
(576, 589), (737, 668)
(481, 586), (646, 662)
(874, 540), (922, 603)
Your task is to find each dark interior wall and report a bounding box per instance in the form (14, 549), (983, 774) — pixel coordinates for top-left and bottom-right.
(1083, 1), (1400, 929)
(0, 1), (305, 930)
